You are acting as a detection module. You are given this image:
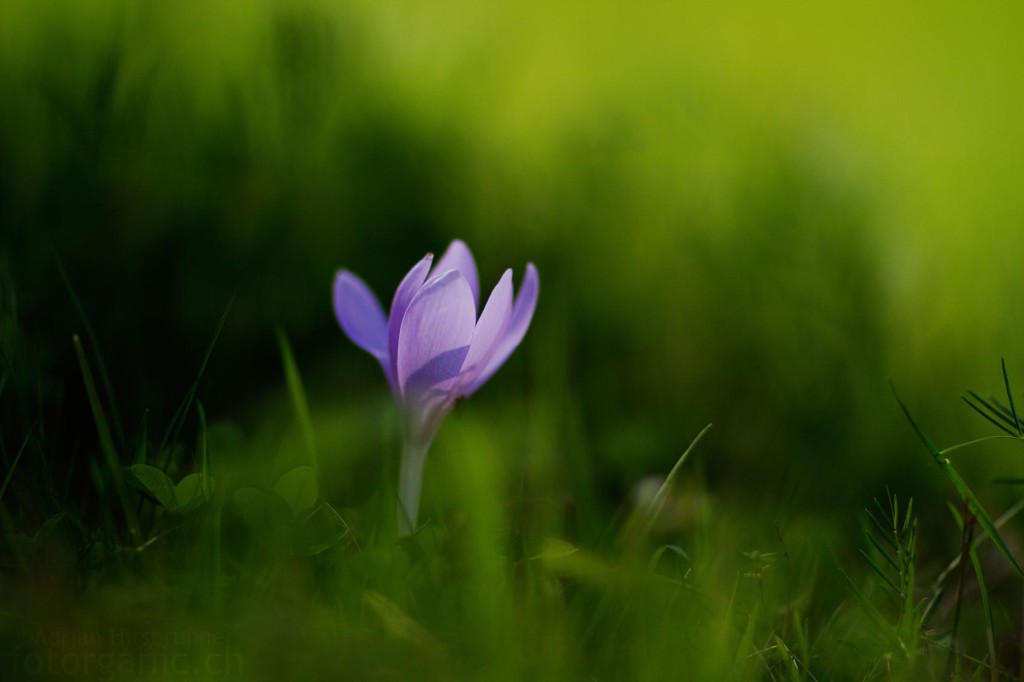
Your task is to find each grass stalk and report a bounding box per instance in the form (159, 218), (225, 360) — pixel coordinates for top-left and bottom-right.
(56, 257), (126, 449)
(947, 501), (973, 679)
(73, 334), (141, 543)
(158, 297), (234, 471)
(276, 329), (319, 473)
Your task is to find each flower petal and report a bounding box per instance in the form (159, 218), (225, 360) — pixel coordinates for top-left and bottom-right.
(430, 239), (479, 307)
(333, 270), (388, 361)
(397, 270), (477, 403)
(389, 253), (434, 385)
(457, 269), (514, 396)
(468, 263), (539, 393)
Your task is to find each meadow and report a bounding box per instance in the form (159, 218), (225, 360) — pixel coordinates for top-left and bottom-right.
(3, 1), (1024, 679)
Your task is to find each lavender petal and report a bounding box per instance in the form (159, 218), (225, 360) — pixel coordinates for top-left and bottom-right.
(430, 239), (480, 307)
(468, 262), (539, 393)
(388, 253), (434, 386)
(397, 270), (477, 403)
(458, 269), (514, 396)
(333, 270), (389, 362)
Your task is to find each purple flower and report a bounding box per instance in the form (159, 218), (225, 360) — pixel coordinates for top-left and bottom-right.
(333, 240), (539, 535)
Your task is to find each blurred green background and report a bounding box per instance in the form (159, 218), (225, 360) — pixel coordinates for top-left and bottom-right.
(3, 0), (1024, 553)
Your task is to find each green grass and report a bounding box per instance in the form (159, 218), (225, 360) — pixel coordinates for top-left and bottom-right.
(3, 326), (1024, 679)
(5, 1), (1024, 678)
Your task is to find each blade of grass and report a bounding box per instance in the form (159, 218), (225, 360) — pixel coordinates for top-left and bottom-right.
(0, 425), (34, 504)
(927, 640), (1001, 679)
(620, 423), (711, 547)
(133, 411), (150, 520)
(197, 401), (210, 500)
(966, 391), (1015, 428)
(56, 256), (125, 450)
(897, 501), (919, 634)
(1001, 358), (1022, 437)
(158, 297), (234, 471)
(962, 395), (1018, 436)
(87, 458), (120, 549)
(966, 391), (1020, 432)
(276, 329), (318, 473)
(940, 435), (1019, 457)
(902, 497), (915, 536)
(864, 508), (898, 551)
(968, 546), (998, 682)
(837, 567), (906, 653)
(858, 549), (900, 595)
(990, 397), (1020, 424)
(73, 334), (140, 542)
(772, 634), (814, 682)
(195, 400), (221, 593)
(733, 600), (761, 673)
(791, 615), (813, 681)
(934, 498), (1024, 588)
(863, 532), (898, 572)
(947, 502), (973, 679)
(892, 382), (1024, 579)
(1020, 588), (1024, 681)
(918, 587), (943, 632)
(323, 501), (360, 551)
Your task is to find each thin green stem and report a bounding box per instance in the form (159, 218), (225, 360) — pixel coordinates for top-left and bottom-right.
(939, 434), (1020, 457)
(947, 502), (973, 679)
(73, 334), (141, 543)
(398, 437), (430, 537)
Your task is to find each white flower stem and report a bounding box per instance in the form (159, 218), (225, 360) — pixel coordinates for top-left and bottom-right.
(397, 437), (430, 537)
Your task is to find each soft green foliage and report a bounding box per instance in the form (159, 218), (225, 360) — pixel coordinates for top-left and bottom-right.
(845, 495), (931, 673)
(126, 464), (177, 510)
(6, 325), (1024, 678)
(125, 464), (212, 513)
(893, 381), (1024, 580)
(274, 466), (318, 517)
(4, 0), (1024, 679)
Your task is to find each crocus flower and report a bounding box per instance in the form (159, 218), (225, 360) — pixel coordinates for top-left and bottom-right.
(333, 240), (539, 536)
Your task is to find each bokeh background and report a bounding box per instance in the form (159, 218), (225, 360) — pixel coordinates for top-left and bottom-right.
(4, 0), (1024, 559)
